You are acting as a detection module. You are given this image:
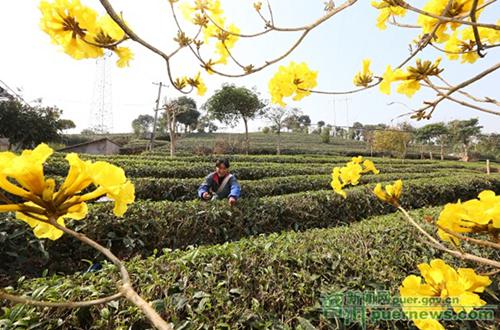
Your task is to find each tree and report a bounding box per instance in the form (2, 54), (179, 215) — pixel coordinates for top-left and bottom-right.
(196, 115), (218, 133)
(362, 124), (387, 156)
(297, 115), (311, 133)
(174, 97), (199, 133)
(373, 128), (413, 159)
(204, 84), (265, 154)
(317, 120), (325, 128)
(447, 118), (482, 162)
(0, 100), (74, 149)
(475, 133), (500, 161)
(415, 123), (449, 160)
(283, 114), (301, 132)
(80, 128), (97, 136)
(264, 106), (299, 155)
(320, 127), (331, 144)
(348, 122), (364, 140)
(131, 114), (154, 137)
(161, 97), (194, 157)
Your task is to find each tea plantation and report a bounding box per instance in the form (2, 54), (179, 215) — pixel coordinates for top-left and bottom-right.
(1, 154), (498, 329)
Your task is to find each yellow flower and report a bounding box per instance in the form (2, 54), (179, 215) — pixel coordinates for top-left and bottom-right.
(436, 190), (500, 244)
(331, 157), (379, 197)
(362, 159), (380, 174)
(351, 156), (363, 164)
(417, 0), (485, 43)
(114, 47), (134, 68)
(396, 79), (421, 98)
(353, 59), (374, 87)
(380, 58), (441, 98)
(373, 179), (402, 205)
(379, 65), (406, 95)
(269, 62), (318, 106)
(39, 0), (103, 60)
(16, 202), (88, 240)
(331, 168), (346, 198)
(1, 144), (53, 196)
(0, 145), (135, 240)
(186, 72), (207, 96)
(371, 0), (407, 30)
(214, 24), (240, 64)
(400, 259), (491, 329)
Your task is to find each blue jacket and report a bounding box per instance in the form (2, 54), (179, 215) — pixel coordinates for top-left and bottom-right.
(198, 172), (241, 200)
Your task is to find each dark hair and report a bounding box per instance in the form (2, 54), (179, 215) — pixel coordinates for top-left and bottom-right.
(215, 158), (230, 168)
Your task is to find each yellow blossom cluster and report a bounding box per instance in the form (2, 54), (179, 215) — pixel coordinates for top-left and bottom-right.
(445, 23), (500, 63)
(373, 179), (403, 205)
(371, 0), (407, 30)
(400, 259), (491, 330)
(268, 62), (318, 107)
(179, 0), (240, 66)
(39, 0), (133, 67)
(331, 156), (380, 198)
(173, 72), (207, 96)
(418, 0), (485, 43)
(380, 58), (443, 97)
(353, 59), (374, 87)
(0, 144), (134, 240)
(436, 190), (499, 245)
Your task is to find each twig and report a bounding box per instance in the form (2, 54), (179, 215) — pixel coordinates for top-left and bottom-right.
(398, 0), (500, 31)
(48, 217), (172, 330)
(98, 0), (170, 61)
(435, 74), (500, 106)
(436, 224), (500, 249)
(470, 0), (485, 57)
(0, 291), (122, 308)
(173, 0), (358, 78)
(428, 42), (500, 57)
(396, 0), (453, 69)
(417, 62), (500, 115)
(397, 206), (500, 269)
(300, 77), (382, 95)
(424, 77), (500, 116)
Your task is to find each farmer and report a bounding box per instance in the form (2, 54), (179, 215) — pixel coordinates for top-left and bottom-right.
(198, 158), (241, 206)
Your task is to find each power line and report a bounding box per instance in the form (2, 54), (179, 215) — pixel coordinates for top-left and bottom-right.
(0, 79), (29, 105)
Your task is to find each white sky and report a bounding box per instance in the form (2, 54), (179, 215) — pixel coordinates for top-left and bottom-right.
(1, 0), (499, 133)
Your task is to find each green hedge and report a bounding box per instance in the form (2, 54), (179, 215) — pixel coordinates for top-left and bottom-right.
(1, 175), (498, 283)
(1, 208), (497, 329)
(131, 170), (472, 201)
(44, 158), (483, 179)
(53, 152), (469, 165)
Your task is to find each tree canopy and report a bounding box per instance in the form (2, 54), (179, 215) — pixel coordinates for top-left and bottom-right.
(0, 100), (74, 149)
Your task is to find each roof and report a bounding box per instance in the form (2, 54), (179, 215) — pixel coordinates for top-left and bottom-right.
(58, 137), (121, 152)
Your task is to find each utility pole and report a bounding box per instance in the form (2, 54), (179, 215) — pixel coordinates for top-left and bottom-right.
(149, 82), (164, 151)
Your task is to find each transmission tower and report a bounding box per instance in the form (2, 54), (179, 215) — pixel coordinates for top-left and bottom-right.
(89, 51), (113, 134)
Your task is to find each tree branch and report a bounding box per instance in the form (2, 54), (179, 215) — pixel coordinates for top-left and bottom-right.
(0, 291), (122, 308)
(470, 0), (485, 57)
(397, 206), (500, 269)
(48, 218), (172, 330)
(398, 0), (500, 31)
(436, 224), (500, 249)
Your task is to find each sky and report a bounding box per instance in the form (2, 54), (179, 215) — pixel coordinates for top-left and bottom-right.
(1, 0), (499, 134)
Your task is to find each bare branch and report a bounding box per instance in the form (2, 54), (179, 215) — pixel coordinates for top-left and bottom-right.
(424, 78), (500, 116)
(416, 62), (500, 117)
(436, 224), (500, 249)
(98, 0), (170, 60)
(470, 0), (486, 57)
(0, 291), (122, 308)
(398, 0), (500, 31)
(48, 218), (173, 330)
(397, 206), (500, 269)
(300, 77), (382, 95)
